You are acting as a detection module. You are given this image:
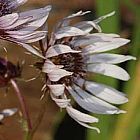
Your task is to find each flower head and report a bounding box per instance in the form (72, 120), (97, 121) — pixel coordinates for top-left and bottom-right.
(0, 1), (51, 58)
(38, 10), (136, 133)
(0, 0), (27, 16)
(0, 57), (21, 87)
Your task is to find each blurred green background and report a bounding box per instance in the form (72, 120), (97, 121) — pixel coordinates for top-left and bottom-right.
(0, 0), (140, 140)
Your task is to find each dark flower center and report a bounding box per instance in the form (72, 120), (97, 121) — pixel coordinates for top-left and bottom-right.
(51, 52), (86, 85)
(0, 1), (12, 16)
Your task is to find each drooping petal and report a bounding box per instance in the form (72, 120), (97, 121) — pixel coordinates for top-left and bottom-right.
(66, 106), (100, 133)
(48, 84), (65, 96)
(75, 78), (128, 104)
(46, 44), (81, 58)
(86, 53), (136, 64)
(42, 60), (63, 73)
(87, 63), (130, 81)
(66, 106), (98, 123)
(48, 68), (73, 82)
(50, 93), (70, 108)
(67, 86), (125, 114)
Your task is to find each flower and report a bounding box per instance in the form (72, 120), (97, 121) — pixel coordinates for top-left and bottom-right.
(40, 11), (136, 133)
(0, 57), (21, 87)
(0, 108), (17, 121)
(0, 0), (52, 58)
(0, 0), (27, 16)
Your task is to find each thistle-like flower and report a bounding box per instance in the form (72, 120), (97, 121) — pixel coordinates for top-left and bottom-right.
(34, 10), (136, 133)
(0, 0), (51, 58)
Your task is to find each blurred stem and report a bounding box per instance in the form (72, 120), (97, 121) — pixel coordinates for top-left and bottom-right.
(25, 94), (48, 140)
(10, 79), (32, 134)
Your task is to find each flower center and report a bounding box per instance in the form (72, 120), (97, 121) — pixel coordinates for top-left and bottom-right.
(51, 52), (86, 85)
(0, 1), (12, 16)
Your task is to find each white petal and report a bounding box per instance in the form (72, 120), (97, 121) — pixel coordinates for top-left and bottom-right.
(46, 44), (80, 58)
(71, 33), (120, 47)
(84, 38), (130, 54)
(4, 16), (31, 30)
(1, 108), (17, 117)
(74, 21), (102, 33)
(7, 31), (47, 43)
(86, 53), (136, 64)
(66, 106), (100, 133)
(9, 0), (27, 9)
(54, 26), (86, 39)
(67, 86), (124, 114)
(75, 120), (100, 133)
(42, 60), (63, 73)
(94, 11), (115, 23)
(87, 63), (130, 81)
(0, 13), (19, 28)
(74, 11), (115, 33)
(50, 94), (70, 108)
(55, 11), (90, 28)
(19, 5), (52, 20)
(66, 106), (98, 123)
(48, 84), (65, 96)
(76, 78), (128, 104)
(48, 69), (73, 82)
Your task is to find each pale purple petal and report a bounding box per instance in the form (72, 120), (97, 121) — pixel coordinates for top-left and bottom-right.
(83, 38), (130, 54)
(75, 78), (128, 104)
(48, 84), (65, 96)
(50, 94), (70, 108)
(86, 53), (136, 64)
(46, 44), (81, 58)
(54, 26), (86, 39)
(42, 60), (64, 73)
(87, 63), (130, 81)
(67, 86), (125, 114)
(0, 13), (19, 28)
(48, 69), (73, 82)
(66, 106), (100, 133)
